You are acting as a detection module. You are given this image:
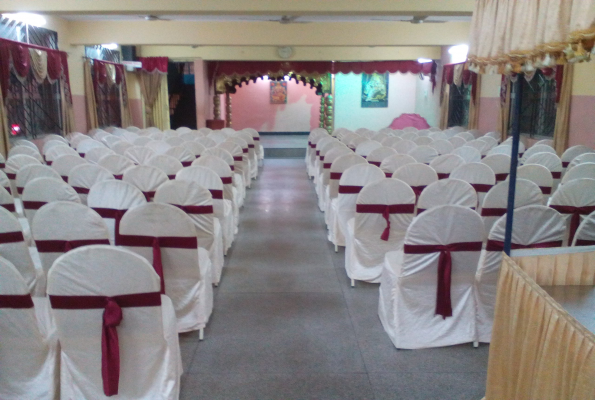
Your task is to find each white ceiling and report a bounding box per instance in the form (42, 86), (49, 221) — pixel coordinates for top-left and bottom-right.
(61, 14), (471, 23)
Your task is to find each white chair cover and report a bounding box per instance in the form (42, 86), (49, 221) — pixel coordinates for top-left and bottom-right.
(154, 180), (224, 285)
(196, 137), (217, 149)
(146, 140), (172, 155)
(51, 154), (87, 182)
(355, 140), (383, 159)
(132, 136), (154, 147)
(237, 132), (258, 179)
(379, 154), (417, 178)
(344, 178), (415, 283)
(98, 154), (135, 179)
(524, 151), (563, 189)
(326, 154), (367, 226)
(417, 179), (478, 213)
(428, 132), (448, 141)
(101, 135), (122, 148)
(475, 205), (565, 342)
(68, 164), (115, 205)
(165, 137), (185, 147)
(47, 246), (181, 399)
(520, 144), (556, 164)
(22, 177), (80, 227)
(567, 152), (595, 170)
(84, 146), (115, 164)
(320, 146), (352, 212)
(481, 153), (511, 182)
(400, 131), (418, 141)
(429, 139), (454, 155)
(149, 131), (165, 141)
(455, 132), (475, 141)
(43, 133), (68, 144)
(477, 136), (498, 150)
(179, 131), (200, 142)
(380, 137), (402, 147)
(193, 155), (239, 224)
(146, 154), (184, 180)
(184, 141), (206, 159)
(208, 131), (228, 145)
(379, 205), (484, 349)
(0, 186), (16, 216)
(42, 139), (69, 156)
(119, 203), (213, 332)
(124, 146), (156, 165)
(126, 126), (141, 132)
(429, 154), (465, 179)
(330, 164), (384, 247)
(308, 131), (331, 177)
(165, 146), (195, 167)
(110, 140), (133, 156)
(549, 178), (595, 246)
(5, 154), (42, 194)
(573, 210), (595, 246)
(392, 139), (417, 154)
(561, 144), (595, 170)
(414, 136), (433, 146)
(87, 180), (147, 245)
(218, 141), (249, 193)
(16, 164), (61, 195)
(122, 165), (169, 202)
(366, 147), (397, 168)
(480, 179), (543, 235)
(450, 162), (496, 208)
(515, 163), (554, 200)
(408, 145), (438, 164)
(76, 138), (105, 157)
(483, 131), (501, 142)
(0, 255), (58, 400)
(8, 145), (43, 162)
(448, 136), (467, 149)
(0, 207), (38, 292)
(452, 146), (481, 163)
(176, 166), (235, 253)
(392, 163), (438, 203)
(561, 162), (595, 184)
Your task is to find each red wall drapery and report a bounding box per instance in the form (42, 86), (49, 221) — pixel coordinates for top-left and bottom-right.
(139, 57), (168, 74)
(92, 59), (124, 87)
(442, 62), (479, 101)
(0, 38), (71, 99)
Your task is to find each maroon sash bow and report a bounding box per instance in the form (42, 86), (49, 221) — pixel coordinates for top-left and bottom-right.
(209, 189), (223, 200)
(323, 163), (332, 169)
(384, 172), (392, 178)
(494, 173), (508, 182)
(167, 175), (176, 180)
(242, 148), (248, 154)
(485, 239), (562, 252)
(117, 235), (198, 294)
(403, 241), (483, 318)
(356, 203), (415, 240)
(1, 203), (16, 212)
(172, 204), (214, 215)
(369, 161), (381, 167)
(46, 161), (53, 166)
(0, 231), (25, 244)
(562, 161), (570, 168)
(316, 150), (320, 156)
(549, 205), (595, 245)
(72, 186), (90, 194)
(480, 207), (506, 217)
(319, 156), (325, 162)
(248, 144), (255, 149)
(221, 177), (232, 185)
(329, 172), (342, 180)
(410, 185), (426, 200)
(338, 185), (363, 194)
(0, 294), (34, 308)
(181, 161), (192, 167)
(142, 191), (156, 202)
(437, 173), (450, 180)
(253, 137), (260, 141)
(92, 208), (127, 242)
(49, 292), (162, 396)
(23, 201), (46, 210)
(113, 174), (123, 180)
(17, 187), (24, 194)
(551, 171), (561, 179)
(35, 238), (110, 253)
(470, 183), (492, 193)
(233, 156), (243, 162)
(540, 186), (552, 195)
(308, 142), (315, 148)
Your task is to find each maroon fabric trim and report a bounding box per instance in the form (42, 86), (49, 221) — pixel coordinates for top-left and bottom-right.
(167, 175), (176, 180)
(369, 161), (381, 167)
(2, 185), (10, 194)
(78, 153), (84, 157)
(172, 204), (214, 214)
(242, 148), (248, 154)
(253, 137), (260, 141)
(114, 174), (123, 180)
(403, 241), (483, 318)
(92, 208), (126, 242)
(495, 173), (508, 181)
(0, 162), (4, 168)
(50, 291), (162, 396)
(209, 189), (223, 199)
(316, 150), (320, 156)
(338, 185), (363, 194)
(384, 172), (392, 178)
(6, 172), (16, 179)
(437, 173), (450, 180)
(309, 143), (315, 148)
(551, 171), (562, 179)
(485, 239), (563, 252)
(221, 177), (233, 185)
(0, 294), (34, 308)
(117, 235), (197, 249)
(142, 191), (156, 202)
(356, 204), (415, 214)
(410, 185), (426, 199)
(540, 186), (552, 195)
(550, 205), (595, 245)
(23, 201), (46, 210)
(1, 203), (15, 212)
(562, 161), (570, 168)
(230, 165), (235, 171)
(323, 163), (332, 169)
(17, 187), (24, 194)
(181, 161), (192, 167)
(61, 176), (68, 183)
(575, 239), (595, 246)
(319, 156), (325, 162)
(480, 207), (506, 217)
(0, 231), (25, 244)
(36, 238), (110, 253)
(46, 161), (53, 166)
(329, 172), (342, 180)
(248, 144), (255, 148)
(233, 156), (243, 162)
(73, 186), (90, 194)
(471, 183), (492, 193)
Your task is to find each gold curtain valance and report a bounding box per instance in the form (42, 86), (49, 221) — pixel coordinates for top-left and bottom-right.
(215, 70), (331, 95)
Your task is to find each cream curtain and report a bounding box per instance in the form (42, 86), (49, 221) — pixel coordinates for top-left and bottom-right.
(60, 79), (75, 134)
(485, 254), (595, 399)
(120, 72), (133, 128)
(498, 78), (511, 142)
(439, 84), (450, 130)
(469, 0), (595, 72)
(84, 59), (99, 130)
(29, 48), (48, 83)
(0, 82), (9, 158)
(151, 76), (170, 131)
(139, 72), (163, 128)
(553, 64), (574, 155)
(467, 74), (481, 130)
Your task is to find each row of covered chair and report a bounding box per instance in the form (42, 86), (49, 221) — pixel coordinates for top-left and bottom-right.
(0, 125), (263, 399)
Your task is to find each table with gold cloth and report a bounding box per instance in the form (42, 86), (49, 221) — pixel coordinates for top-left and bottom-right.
(483, 246), (595, 400)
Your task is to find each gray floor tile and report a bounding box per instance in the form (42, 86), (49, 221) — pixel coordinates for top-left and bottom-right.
(181, 373), (375, 400)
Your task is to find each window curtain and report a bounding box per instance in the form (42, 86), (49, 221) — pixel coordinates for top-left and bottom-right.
(498, 76), (511, 142)
(84, 59), (99, 130)
(151, 76), (170, 131)
(468, 0), (595, 74)
(138, 57), (168, 129)
(120, 72), (132, 128)
(0, 81), (9, 158)
(553, 64), (574, 155)
(485, 254), (595, 399)
(439, 84), (450, 130)
(440, 63), (479, 129)
(468, 74), (482, 130)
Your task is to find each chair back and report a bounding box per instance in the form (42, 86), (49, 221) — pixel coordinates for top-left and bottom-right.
(124, 146), (156, 165)
(22, 177), (80, 226)
(0, 208), (37, 290)
(51, 154), (87, 182)
(16, 164), (61, 194)
(417, 179), (478, 213)
(98, 154), (135, 179)
(408, 145), (438, 164)
(165, 146), (195, 167)
(429, 154), (465, 179)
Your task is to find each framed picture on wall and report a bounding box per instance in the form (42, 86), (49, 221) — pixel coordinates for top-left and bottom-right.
(361, 72), (389, 108)
(270, 81), (288, 104)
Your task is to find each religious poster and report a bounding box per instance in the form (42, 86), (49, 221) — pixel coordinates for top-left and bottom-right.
(361, 72), (389, 108)
(270, 81), (288, 104)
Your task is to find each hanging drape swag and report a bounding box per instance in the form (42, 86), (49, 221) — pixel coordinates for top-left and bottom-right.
(138, 57), (169, 129)
(139, 57), (168, 74)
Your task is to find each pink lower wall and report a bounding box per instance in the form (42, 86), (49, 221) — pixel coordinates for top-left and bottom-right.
(129, 98), (144, 128)
(477, 97), (500, 134)
(230, 78), (320, 132)
(568, 95), (595, 147)
(72, 94), (87, 133)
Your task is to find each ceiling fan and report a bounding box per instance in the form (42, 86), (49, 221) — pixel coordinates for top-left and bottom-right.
(265, 15), (309, 24)
(401, 16), (445, 24)
(143, 15), (170, 21)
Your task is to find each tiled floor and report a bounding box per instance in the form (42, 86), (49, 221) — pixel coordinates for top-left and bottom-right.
(260, 135), (309, 149)
(179, 159), (489, 400)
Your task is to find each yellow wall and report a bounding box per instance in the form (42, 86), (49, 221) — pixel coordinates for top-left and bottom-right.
(572, 61), (595, 96)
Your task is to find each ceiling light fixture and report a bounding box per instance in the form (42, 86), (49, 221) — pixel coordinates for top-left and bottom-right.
(417, 58), (433, 63)
(2, 12), (46, 27)
(448, 44), (469, 63)
(101, 43), (118, 50)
